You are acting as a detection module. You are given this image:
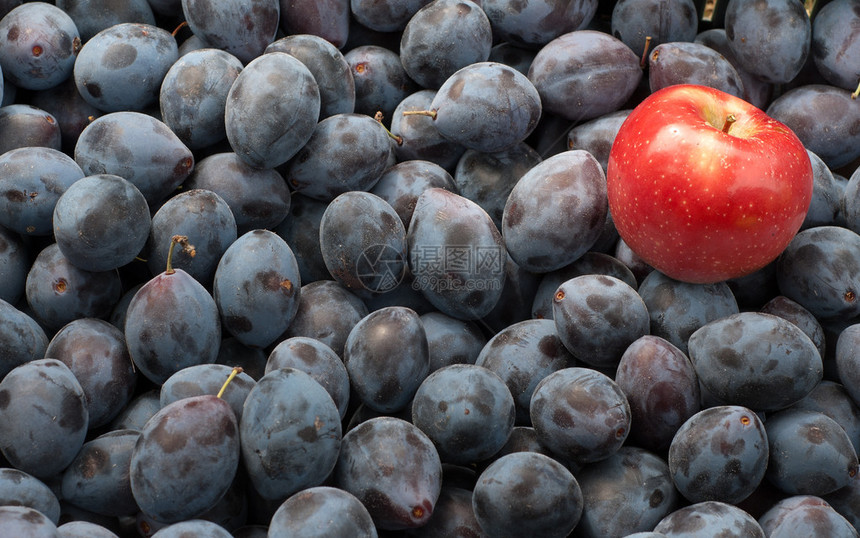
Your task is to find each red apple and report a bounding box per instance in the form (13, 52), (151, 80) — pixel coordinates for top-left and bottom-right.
(606, 84), (813, 284)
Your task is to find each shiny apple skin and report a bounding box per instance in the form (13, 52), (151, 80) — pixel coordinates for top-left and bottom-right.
(606, 84), (813, 284)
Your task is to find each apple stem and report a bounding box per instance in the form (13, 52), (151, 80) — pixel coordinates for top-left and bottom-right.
(640, 36), (653, 69)
(852, 78), (860, 100)
(165, 235), (196, 275)
(722, 114), (737, 134)
(374, 111), (403, 146)
(217, 366), (244, 399)
(401, 109), (438, 120)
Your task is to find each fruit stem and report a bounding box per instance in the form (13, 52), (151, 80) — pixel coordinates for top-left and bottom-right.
(217, 367), (244, 399)
(374, 111), (403, 146)
(171, 21), (188, 37)
(722, 114), (737, 134)
(401, 109), (438, 120)
(852, 78), (860, 100)
(165, 235), (196, 275)
(640, 36), (652, 69)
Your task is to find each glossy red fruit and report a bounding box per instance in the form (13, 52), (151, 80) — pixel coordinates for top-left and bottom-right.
(607, 84), (813, 284)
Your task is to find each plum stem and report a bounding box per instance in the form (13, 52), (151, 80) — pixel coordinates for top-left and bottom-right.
(217, 367), (244, 399)
(722, 114), (737, 133)
(374, 111), (403, 146)
(640, 36), (653, 69)
(165, 235), (195, 275)
(171, 21), (188, 37)
(401, 109), (438, 120)
(852, 79), (860, 100)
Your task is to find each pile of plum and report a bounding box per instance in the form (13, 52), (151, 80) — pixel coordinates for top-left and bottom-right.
(1, 0), (860, 536)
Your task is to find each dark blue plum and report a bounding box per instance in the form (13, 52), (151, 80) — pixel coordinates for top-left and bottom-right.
(225, 52), (320, 170)
(146, 189), (237, 286)
(611, 0), (698, 58)
(0, 227), (30, 305)
(0, 359), (88, 478)
(669, 406), (768, 504)
(407, 188), (505, 320)
(528, 30), (642, 122)
(267, 486), (377, 537)
(319, 190), (406, 294)
(475, 318), (575, 425)
(693, 28), (773, 109)
(150, 519), (233, 537)
(760, 294), (826, 360)
(60, 429), (140, 517)
(411, 364), (515, 464)
(648, 41), (746, 98)
(181, 0), (278, 63)
(530, 367), (631, 465)
(481, 0), (597, 49)
(344, 45), (418, 121)
(0, 104), (62, 154)
(488, 42), (537, 75)
(800, 149), (843, 230)
(25, 243), (122, 331)
(766, 85), (860, 170)
(130, 393), (240, 523)
(503, 150), (607, 273)
(57, 520), (123, 537)
(28, 76), (103, 153)
(811, 0), (860, 91)
(344, 306), (429, 413)
(566, 109), (630, 174)
(0, 146), (84, 236)
(239, 367), (342, 500)
(404, 485), (483, 538)
(637, 270), (739, 355)
(0, 468), (60, 524)
(213, 229), (301, 349)
(73, 23), (178, 112)
(124, 249), (221, 385)
(159, 48), (243, 150)
(279, 0), (349, 49)
(837, 323), (860, 410)
(764, 409), (859, 496)
(272, 193), (329, 284)
(350, 0), (429, 32)
(265, 34), (355, 119)
(0, 2), (80, 90)
(575, 446), (678, 538)
(45, 318), (136, 428)
(160, 364), (256, 423)
(332, 416), (442, 530)
(479, 250), (541, 333)
(390, 89), (467, 172)
(790, 380), (860, 455)
(455, 142), (541, 230)
(688, 312), (822, 412)
(776, 226), (860, 321)
(420, 311), (486, 372)
(758, 495), (858, 538)
(55, 0), (155, 42)
(282, 113), (392, 201)
(552, 274), (650, 368)
(0, 506), (59, 537)
(823, 471), (860, 533)
(109, 389), (160, 432)
(615, 335), (701, 452)
(399, 0), (492, 89)
(74, 111), (194, 206)
(472, 451), (582, 537)
(414, 61), (541, 153)
(724, 0), (811, 84)
(279, 279), (369, 357)
(531, 251), (637, 319)
(52, 174), (150, 272)
(183, 152), (290, 234)
(369, 159), (457, 230)
(216, 337), (267, 381)
(265, 336), (350, 420)
(653, 501), (765, 537)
